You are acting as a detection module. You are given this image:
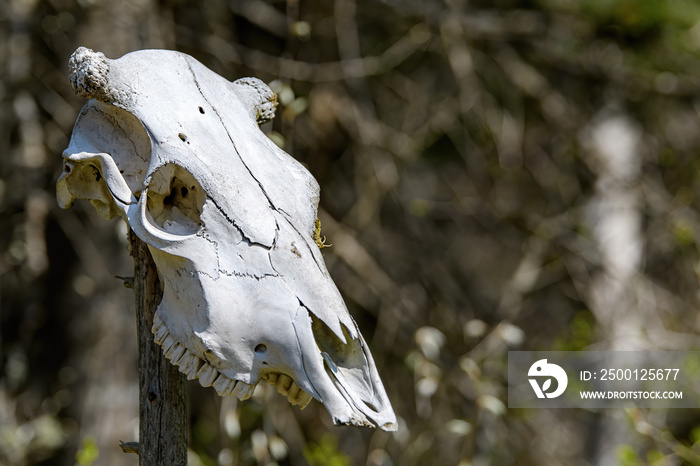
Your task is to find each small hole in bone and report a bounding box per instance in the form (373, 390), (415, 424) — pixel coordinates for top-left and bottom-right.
(163, 188), (175, 206)
(178, 132), (187, 142)
(198, 106), (205, 114)
(180, 186), (188, 198)
(91, 165), (101, 182)
(262, 361), (268, 365)
(255, 344), (267, 353)
(64, 163), (71, 174)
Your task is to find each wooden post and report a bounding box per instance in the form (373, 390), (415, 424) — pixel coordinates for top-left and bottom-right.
(128, 230), (188, 465)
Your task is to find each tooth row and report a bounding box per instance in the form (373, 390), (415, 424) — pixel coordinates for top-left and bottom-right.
(265, 373), (313, 409)
(153, 317), (312, 408)
(151, 317), (255, 400)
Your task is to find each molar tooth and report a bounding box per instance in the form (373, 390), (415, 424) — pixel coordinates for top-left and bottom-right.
(152, 322), (169, 345)
(231, 381), (255, 400)
(287, 382), (302, 405)
(265, 373), (279, 385)
(197, 364), (219, 387)
(162, 335), (176, 353)
(185, 362), (203, 380)
(176, 351), (203, 380)
(213, 374), (237, 396)
(297, 391), (313, 410)
(173, 348), (189, 365)
(276, 374), (293, 396)
(166, 342), (186, 362)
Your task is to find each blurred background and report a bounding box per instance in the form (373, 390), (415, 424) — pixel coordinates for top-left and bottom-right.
(2, 0), (700, 465)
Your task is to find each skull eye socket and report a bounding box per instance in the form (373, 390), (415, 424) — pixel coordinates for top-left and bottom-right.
(146, 163), (205, 235)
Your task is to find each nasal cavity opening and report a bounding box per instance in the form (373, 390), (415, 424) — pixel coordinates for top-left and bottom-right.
(363, 400), (379, 412)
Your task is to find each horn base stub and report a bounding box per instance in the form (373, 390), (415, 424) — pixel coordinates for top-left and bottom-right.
(69, 47), (110, 100)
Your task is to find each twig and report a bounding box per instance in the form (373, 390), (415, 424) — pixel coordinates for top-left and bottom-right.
(119, 441), (140, 455)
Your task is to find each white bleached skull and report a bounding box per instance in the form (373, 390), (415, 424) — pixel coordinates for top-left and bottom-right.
(57, 47), (396, 431)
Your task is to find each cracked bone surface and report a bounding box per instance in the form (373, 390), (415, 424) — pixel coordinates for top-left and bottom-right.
(57, 47), (397, 431)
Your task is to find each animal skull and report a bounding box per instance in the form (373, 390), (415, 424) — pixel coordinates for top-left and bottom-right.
(57, 47), (397, 431)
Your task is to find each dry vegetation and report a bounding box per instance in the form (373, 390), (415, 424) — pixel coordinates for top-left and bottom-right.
(2, 0), (700, 465)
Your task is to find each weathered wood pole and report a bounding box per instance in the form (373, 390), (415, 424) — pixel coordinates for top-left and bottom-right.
(130, 230), (187, 465)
